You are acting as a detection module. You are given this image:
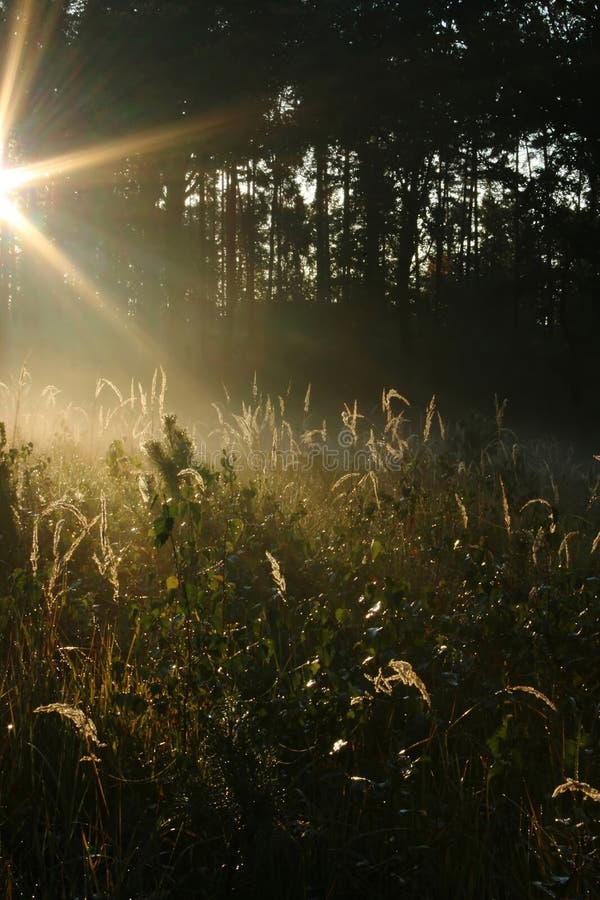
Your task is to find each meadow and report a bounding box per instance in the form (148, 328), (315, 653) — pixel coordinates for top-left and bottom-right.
(0, 367), (598, 899)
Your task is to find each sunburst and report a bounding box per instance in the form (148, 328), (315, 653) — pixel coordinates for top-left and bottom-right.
(0, 0), (229, 362)
(0, 162), (33, 226)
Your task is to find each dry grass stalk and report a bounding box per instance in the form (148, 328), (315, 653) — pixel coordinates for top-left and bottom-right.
(382, 389), (410, 449)
(558, 530), (578, 567)
(455, 493), (469, 530)
(265, 550), (287, 603)
(92, 492), (120, 602)
(138, 382), (148, 416)
(96, 377), (122, 403)
(284, 419), (303, 455)
(520, 496), (554, 516)
(303, 383), (311, 415)
(30, 518), (40, 577)
(423, 395), (436, 443)
(367, 659), (431, 708)
(331, 472), (361, 495)
(494, 395), (508, 432)
(532, 525), (546, 567)
(157, 366), (167, 424)
(552, 779), (600, 802)
(382, 388), (410, 416)
(341, 400), (362, 442)
(301, 425), (326, 449)
(501, 685), (558, 713)
(38, 499), (99, 604)
(437, 410), (446, 441)
(499, 475), (511, 536)
(591, 528), (600, 555)
(34, 703), (106, 752)
(359, 470), (380, 508)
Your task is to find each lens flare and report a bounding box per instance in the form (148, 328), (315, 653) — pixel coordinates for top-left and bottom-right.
(0, 164), (32, 224)
(0, 0), (236, 374)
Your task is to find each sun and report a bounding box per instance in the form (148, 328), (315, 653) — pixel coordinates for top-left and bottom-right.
(0, 0), (230, 368)
(0, 164), (32, 225)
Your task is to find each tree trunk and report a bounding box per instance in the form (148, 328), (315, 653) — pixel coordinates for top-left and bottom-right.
(341, 145), (352, 304)
(466, 147), (475, 276)
(459, 150), (469, 278)
(195, 163), (207, 360)
(396, 164), (421, 320)
(163, 152), (188, 330)
(434, 153), (444, 311)
(207, 170), (219, 313)
(225, 159), (238, 318)
(219, 169), (226, 309)
(360, 138), (385, 306)
(513, 137), (522, 329)
(267, 157), (280, 303)
(245, 159), (256, 307)
(315, 140), (331, 303)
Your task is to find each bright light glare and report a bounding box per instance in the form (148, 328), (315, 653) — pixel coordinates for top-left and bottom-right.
(0, 0), (234, 372)
(0, 164), (33, 226)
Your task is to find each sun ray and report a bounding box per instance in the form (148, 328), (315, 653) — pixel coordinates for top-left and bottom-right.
(16, 108), (236, 189)
(4, 200), (168, 365)
(0, 0), (62, 151)
(0, 0), (248, 381)
(0, 0), (34, 146)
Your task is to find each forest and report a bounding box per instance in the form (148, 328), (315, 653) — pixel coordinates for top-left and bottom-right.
(0, 0), (598, 426)
(0, 2), (599, 898)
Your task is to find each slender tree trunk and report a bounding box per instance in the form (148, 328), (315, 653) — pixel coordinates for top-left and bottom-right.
(195, 164), (207, 359)
(267, 157), (280, 302)
(434, 152), (444, 311)
(207, 170), (218, 314)
(443, 156), (451, 273)
(341, 145), (351, 304)
(225, 159), (238, 317)
(459, 150), (469, 278)
(541, 129), (555, 330)
(513, 137), (521, 329)
(466, 147), (475, 276)
(197, 166), (207, 296)
(245, 160), (256, 307)
(219, 169), (226, 310)
(396, 164), (421, 321)
(276, 179), (283, 302)
(315, 140), (331, 303)
(163, 152), (187, 336)
(360, 138), (384, 306)
(473, 152), (480, 280)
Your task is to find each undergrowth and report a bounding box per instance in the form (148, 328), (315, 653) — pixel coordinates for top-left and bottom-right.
(0, 371), (599, 899)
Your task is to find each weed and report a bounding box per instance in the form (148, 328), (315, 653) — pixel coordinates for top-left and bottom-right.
(0, 377), (598, 898)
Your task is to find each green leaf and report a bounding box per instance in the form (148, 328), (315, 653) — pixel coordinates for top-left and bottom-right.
(228, 517), (244, 546)
(370, 538), (383, 562)
(153, 503), (175, 548)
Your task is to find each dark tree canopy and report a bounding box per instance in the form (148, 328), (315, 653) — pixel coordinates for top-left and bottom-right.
(0, 0), (598, 425)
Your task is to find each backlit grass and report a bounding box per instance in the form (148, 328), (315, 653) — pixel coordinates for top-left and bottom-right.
(0, 371), (599, 898)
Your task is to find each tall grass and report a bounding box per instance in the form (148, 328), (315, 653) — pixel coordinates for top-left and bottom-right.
(0, 371), (598, 898)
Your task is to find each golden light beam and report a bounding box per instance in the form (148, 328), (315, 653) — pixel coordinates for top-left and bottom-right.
(0, 0), (242, 192)
(12, 107), (236, 192)
(0, 0), (62, 150)
(0, 0), (251, 374)
(3, 199), (168, 364)
(0, 0), (34, 146)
